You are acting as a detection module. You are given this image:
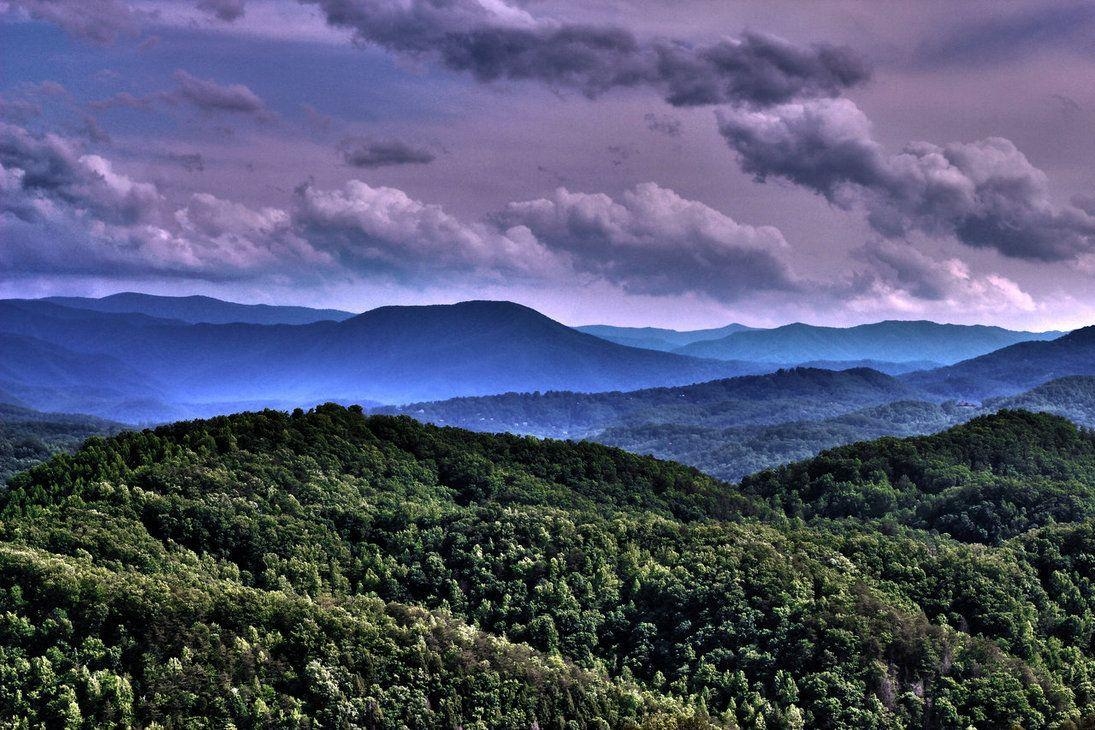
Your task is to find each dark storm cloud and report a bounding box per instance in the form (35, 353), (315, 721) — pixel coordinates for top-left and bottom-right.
(857, 239), (950, 301)
(339, 137), (435, 168)
(15, 1), (866, 109)
(300, 0), (867, 106)
(5, 0), (146, 44)
(196, 0), (246, 22)
(717, 99), (1095, 262)
(171, 70), (269, 116)
(0, 120), (160, 224)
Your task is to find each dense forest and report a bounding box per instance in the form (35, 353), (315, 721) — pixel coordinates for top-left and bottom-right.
(0, 404), (121, 483)
(597, 399), (976, 482)
(390, 375), (1095, 483)
(1, 404), (1095, 726)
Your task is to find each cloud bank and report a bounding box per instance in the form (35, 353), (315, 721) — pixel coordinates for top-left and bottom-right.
(717, 98), (1095, 262)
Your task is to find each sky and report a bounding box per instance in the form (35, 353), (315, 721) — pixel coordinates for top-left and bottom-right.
(2, 0), (1095, 330)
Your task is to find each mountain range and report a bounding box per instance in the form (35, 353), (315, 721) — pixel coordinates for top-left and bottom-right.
(673, 320), (1062, 364)
(0, 293), (1087, 427)
(574, 322), (754, 351)
(909, 325), (1095, 398)
(40, 292), (355, 325)
(0, 298), (767, 421)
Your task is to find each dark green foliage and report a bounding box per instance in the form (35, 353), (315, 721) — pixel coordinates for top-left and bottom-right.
(742, 410), (1095, 543)
(991, 376), (1095, 428)
(0, 404), (122, 483)
(1, 405), (1095, 727)
(598, 400), (975, 482)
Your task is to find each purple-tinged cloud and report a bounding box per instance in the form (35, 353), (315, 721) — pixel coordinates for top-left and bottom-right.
(171, 70), (269, 116)
(644, 112), (681, 138)
(0, 121), (329, 279)
(167, 152), (205, 172)
(717, 98), (1095, 262)
(300, 0), (867, 107)
(492, 182), (798, 300)
(88, 91), (155, 111)
(197, 0), (245, 22)
(295, 180), (555, 278)
(0, 121), (159, 224)
(5, 0), (146, 44)
(0, 95), (41, 123)
(14, 0), (866, 110)
(850, 239), (1035, 314)
(79, 114), (111, 144)
(339, 137), (435, 168)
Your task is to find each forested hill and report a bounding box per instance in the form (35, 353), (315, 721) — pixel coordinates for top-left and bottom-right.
(742, 409), (1095, 543)
(384, 366), (921, 438)
(4, 406), (1095, 726)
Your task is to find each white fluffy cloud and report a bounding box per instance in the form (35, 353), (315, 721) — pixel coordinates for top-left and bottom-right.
(849, 239), (1037, 316)
(295, 180), (559, 278)
(494, 182), (799, 300)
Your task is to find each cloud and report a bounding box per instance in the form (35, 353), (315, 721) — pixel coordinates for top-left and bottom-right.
(10, 0), (867, 110)
(196, 0), (245, 22)
(851, 239), (1036, 315)
(644, 112), (681, 138)
(0, 120), (803, 301)
(0, 94), (41, 123)
(79, 114), (111, 144)
(717, 97), (1095, 262)
(171, 70), (269, 117)
(4, 0), (146, 44)
(295, 179), (556, 278)
(492, 182), (798, 300)
(299, 0), (867, 106)
(169, 152), (205, 172)
(6, 117), (1037, 317)
(0, 121), (326, 279)
(88, 91), (155, 111)
(913, 4), (1095, 69)
(87, 72), (269, 120)
(0, 121), (160, 224)
(338, 137), (435, 168)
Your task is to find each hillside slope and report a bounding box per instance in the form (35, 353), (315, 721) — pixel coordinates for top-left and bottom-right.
(384, 366), (923, 438)
(743, 410), (1095, 543)
(3, 406), (1095, 726)
(907, 326), (1095, 399)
